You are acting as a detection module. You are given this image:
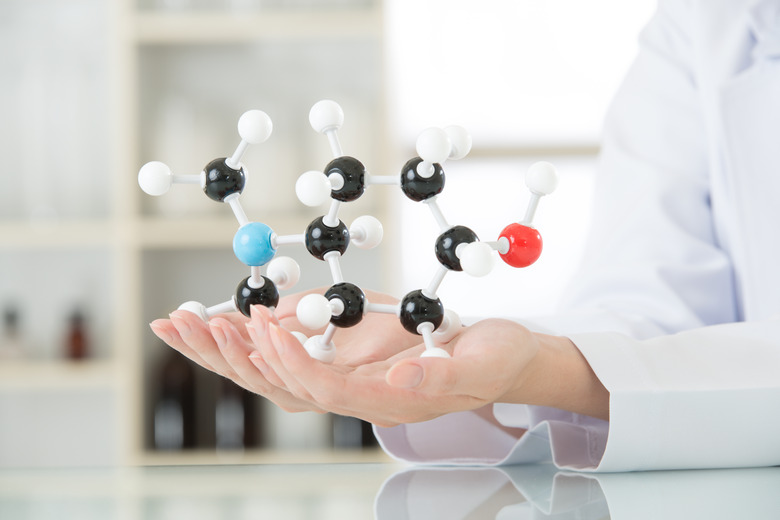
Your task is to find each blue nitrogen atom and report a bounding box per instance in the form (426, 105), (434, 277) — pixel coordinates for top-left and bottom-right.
(233, 222), (276, 266)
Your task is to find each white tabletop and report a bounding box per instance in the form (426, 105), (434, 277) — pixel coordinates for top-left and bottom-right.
(2, 462), (779, 519)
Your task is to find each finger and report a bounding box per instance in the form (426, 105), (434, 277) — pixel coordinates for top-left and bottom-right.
(259, 321), (317, 403)
(169, 310), (242, 382)
(212, 317), (323, 413)
(246, 323), (288, 389)
(246, 306), (288, 389)
(267, 325), (433, 422)
(209, 311), (251, 342)
(150, 318), (215, 372)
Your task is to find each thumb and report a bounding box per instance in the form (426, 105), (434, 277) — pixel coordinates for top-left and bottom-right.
(386, 357), (482, 396)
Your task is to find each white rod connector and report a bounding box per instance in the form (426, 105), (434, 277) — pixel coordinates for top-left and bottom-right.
(418, 322), (436, 352)
(322, 323), (338, 345)
(424, 266), (449, 299)
(424, 197), (450, 232)
(172, 174), (202, 185)
(486, 238), (510, 255)
(325, 130), (343, 158)
(323, 200), (341, 228)
(365, 302), (400, 316)
(273, 234), (305, 247)
(249, 266), (264, 288)
(522, 192), (542, 225)
(329, 298), (345, 317)
(206, 299), (238, 317)
(416, 161), (435, 178)
(324, 251), (344, 284)
(225, 194), (250, 227)
(328, 172), (345, 191)
(366, 174), (400, 186)
(226, 140), (249, 169)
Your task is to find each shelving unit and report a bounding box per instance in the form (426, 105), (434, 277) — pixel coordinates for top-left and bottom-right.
(0, 0), (391, 467)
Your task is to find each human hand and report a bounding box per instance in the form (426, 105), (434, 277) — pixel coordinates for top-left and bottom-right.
(149, 288), (420, 413)
(252, 317), (545, 427)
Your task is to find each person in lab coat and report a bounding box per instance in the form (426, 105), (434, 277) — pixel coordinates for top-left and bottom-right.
(150, 0), (780, 472)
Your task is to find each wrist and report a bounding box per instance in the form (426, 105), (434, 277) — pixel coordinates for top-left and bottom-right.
(501, 333), (610, 421)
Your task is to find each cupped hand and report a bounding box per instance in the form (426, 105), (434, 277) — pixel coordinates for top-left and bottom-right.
(254, 317), (543, 427)
(149, 288), (421, 413)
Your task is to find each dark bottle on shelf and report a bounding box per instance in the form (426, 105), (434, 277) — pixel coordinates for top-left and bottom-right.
(216, 378), (260, 451)
(64, 309), (88, 360)
(153, 349), (197, 451)
(0, 306), (25, 360)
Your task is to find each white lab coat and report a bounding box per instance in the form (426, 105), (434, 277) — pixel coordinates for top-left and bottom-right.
(375, 0), (780, 471)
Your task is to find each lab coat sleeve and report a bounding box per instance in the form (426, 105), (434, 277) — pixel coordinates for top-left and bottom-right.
(375, 319), (780, 472)
(570, 319), (780, 472)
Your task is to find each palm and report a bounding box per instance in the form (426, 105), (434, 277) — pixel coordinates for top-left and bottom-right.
(274, 289), (422, 366)
(264, 318), (540, 427)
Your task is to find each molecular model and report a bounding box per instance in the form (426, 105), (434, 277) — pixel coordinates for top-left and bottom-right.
(138, 100), (558, 363)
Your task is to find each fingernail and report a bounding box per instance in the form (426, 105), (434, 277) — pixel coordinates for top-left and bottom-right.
(169, 313), (191, 338)
(211, 322), (226, 349)
(150, 322), (172, 344)
(250, 307), (268, 337)
(268, 323), (283, 349)
(245, 323), (258, 343)
(249, 351), (269, 374)
(388, 364), (424, 388)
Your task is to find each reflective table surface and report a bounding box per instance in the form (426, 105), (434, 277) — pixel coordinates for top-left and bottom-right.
(1, 462), (779, 519)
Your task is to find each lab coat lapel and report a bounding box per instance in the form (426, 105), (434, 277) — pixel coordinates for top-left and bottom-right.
(717, 4), (780, 321)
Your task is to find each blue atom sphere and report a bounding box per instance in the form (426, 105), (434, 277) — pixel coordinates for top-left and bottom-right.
(233, 222), (276, 266)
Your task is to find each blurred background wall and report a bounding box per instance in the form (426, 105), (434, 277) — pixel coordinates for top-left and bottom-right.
(0, 0), (654, 467)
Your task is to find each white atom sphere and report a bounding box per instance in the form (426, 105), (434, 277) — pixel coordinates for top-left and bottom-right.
(443, 125), (472, 160)
(138, 161), (173, 196)
(416, 127), (451, 164)
(266, 256), (301, 290)
(296, 170), (332, 207)
(304, 336), (337, 363)
(525, 161), (559, 195)
(297, 293), (333, 330)
(309, 99), (344, 133)
(349, 215), (384, 250)
(459, 242), (495, 277)
(177, 301), (209, 322)
(433, 309), (462, 343)
(238, 110), (273, 144)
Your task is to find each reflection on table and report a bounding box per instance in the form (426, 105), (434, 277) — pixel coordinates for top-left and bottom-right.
(375, 464), (780, 519)
(1, 462), (779, 519)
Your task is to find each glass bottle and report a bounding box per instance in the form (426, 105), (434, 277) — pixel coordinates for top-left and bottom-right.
(64, 309), (88, 360)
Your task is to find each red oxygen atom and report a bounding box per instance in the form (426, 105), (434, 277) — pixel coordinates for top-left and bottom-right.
(498, 223), (543, 268)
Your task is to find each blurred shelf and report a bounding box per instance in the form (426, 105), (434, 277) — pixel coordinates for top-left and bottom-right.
(467, 144), (601, 158)
(135, 214), (315, 248)
(0, 359), (118, 390)
(133, 447), (391, 466)
(0, 219), (115, 250)
(134, 9), (382, 44)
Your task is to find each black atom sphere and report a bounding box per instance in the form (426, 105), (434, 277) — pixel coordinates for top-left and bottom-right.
(234, 276), (279, 317)
(399, 289), (444, 335)
(203, 157), (246, 202)
(435, 225), (479, 271)
(400, 157), (445, 202)
(326, 156), (366, 202)
(305, 216), (350, 260)
(325, 282), (366, 328)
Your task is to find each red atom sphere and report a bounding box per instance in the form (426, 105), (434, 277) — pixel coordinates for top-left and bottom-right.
(498, 223), (543, 268)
